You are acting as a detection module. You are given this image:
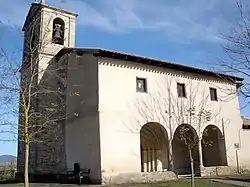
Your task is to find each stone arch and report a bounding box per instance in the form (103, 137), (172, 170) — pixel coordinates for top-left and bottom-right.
(52, 18), (65, 45)
(140, 122), (169, 172)
(202, 125), (227, 167)
(172, 124), (200, 175)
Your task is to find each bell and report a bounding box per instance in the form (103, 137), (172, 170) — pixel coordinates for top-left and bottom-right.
(53, 24), (62, 40)
(54, 30), (62, 39)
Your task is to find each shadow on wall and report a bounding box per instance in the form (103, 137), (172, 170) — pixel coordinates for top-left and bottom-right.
(18, 52), (102, 184)
(62, 52), (102, 183)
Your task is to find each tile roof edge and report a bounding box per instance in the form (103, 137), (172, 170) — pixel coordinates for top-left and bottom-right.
(55, 47), (244, 82)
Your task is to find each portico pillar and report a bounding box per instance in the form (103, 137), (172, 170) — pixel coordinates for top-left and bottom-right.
(154, 149), (157, 171)
(152, 149), (156, 172)
(146, 149), (149, 172)
(150, 149), (153, 172)
(156, 149), (163, 171)
(198, 138), (204, 168)
(143, 150), (147, 172)
(148, 149), (151, 172)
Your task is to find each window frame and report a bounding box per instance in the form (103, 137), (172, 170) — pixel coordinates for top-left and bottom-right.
(177, 82), (186, 98)
(209, 87), (218, 101)
(136, 77), (148, 93)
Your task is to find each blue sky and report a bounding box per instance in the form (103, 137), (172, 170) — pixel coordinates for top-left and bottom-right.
(0, 0), (249, 156)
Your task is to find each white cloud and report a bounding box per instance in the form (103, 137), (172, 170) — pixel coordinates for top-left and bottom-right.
(0, 0), (246, 43)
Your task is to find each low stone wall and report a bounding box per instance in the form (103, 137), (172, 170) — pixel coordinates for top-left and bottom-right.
(102, 172), (177, 185)
(239, 166), (250, 174)
(201, 166), (250, 176)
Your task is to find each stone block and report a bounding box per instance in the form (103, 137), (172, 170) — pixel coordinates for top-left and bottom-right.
(201, 166), (239, 176)
(102, 172), (177, 185)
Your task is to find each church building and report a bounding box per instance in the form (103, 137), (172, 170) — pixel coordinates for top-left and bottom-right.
(17, 1), (250, 184)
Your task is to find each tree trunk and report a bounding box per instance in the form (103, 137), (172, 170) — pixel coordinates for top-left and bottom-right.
(236, 150), (240, 174)
(24, 142), (29, 187)
(168, 140), (174, 171)
(189, 149), (195, 187)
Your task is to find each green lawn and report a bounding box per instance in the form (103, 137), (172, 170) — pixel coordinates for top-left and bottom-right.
(0, 179), (238, 187)
(129, 179), (237, 187)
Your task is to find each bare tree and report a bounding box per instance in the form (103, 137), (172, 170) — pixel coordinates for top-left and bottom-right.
(216, 0), (250, 107)
(0, 10), (79, 187)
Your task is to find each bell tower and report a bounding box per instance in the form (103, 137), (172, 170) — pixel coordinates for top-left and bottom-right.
(22, 0), (78, 79)
(17, 1), (78, 176)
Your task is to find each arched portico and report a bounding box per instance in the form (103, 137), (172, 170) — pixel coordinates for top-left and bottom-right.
(172, 124), (200, 175)
(140, 122), (169, 172)
(202, 125), (227, 167)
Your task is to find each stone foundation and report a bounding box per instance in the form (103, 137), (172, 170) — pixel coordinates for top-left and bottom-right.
(15, 172), (59, 183)
(102, 172), (177, 185)
(15, 172), (96, 184)
(240, 166), (250, 174)
(201, 166), (250, 176)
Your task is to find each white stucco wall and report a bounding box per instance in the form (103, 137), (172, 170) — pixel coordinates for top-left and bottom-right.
(238, 128), (250, 170)
(98, 57), (247, 176)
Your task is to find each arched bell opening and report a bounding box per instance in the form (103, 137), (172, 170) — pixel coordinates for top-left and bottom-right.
(52, 18), (65, 45)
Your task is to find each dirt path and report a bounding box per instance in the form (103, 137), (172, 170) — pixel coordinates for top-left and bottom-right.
(211, 178), (250, 187)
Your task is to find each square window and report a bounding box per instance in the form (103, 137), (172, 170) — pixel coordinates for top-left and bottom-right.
(136, 77), (147, 93)
(242, 117), (250, 130)
(177, 83), (186, 98)
(242, 124), (250, 130)
(210, 87), (218, 101)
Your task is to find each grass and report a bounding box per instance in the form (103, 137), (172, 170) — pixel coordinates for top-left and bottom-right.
(130, 179), (238, 187)
(0, 179), (238, 187)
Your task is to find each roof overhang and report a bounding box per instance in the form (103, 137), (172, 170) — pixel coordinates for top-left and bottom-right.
(55, 47), (244, 83)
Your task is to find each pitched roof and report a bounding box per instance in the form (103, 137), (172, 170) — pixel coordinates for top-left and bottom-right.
(55, 47), (244, 82)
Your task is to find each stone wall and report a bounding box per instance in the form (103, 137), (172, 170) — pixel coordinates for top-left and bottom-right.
(34, 123), (66, 173)
(17, 55), (68, 176)
(33, 55), (68, 174)
(17, 140), (24, 174)
(201, 166), (250, 176)
(102, 172), (177, 185)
